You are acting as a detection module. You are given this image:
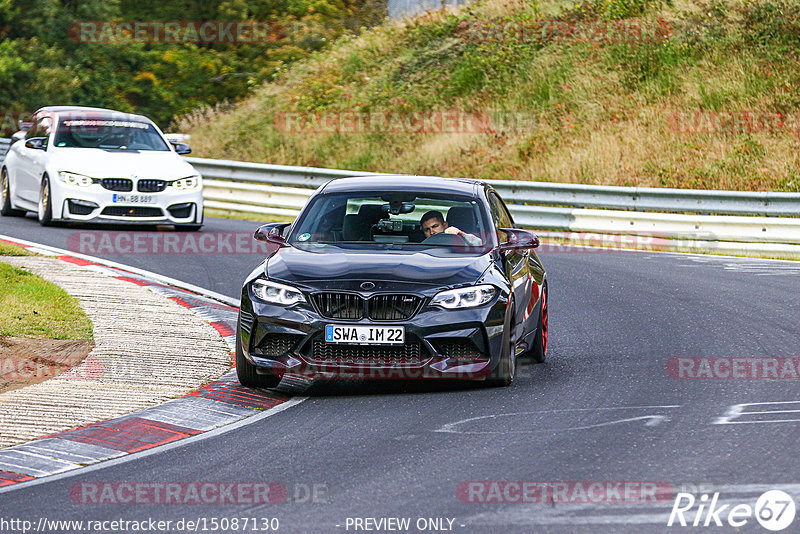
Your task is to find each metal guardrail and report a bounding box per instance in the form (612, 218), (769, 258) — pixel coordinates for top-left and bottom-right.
(2, 146), (797, 256)
(188, 157), (800, 257)
(187, 156), (800, 217)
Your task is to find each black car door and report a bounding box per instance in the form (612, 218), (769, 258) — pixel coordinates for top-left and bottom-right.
(488, 191), (533, 335)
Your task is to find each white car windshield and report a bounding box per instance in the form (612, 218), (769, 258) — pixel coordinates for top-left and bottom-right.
(53, 119), (170, 151)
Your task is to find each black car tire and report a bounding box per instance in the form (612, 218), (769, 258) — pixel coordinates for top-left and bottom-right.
(37, 175), (53, 226)
(487, 308), (516, 387)
(529, 285), (548, 363)
(235, 319), (281, 389)
(1, 168), (26, 217)
(175, 224), (203, 232)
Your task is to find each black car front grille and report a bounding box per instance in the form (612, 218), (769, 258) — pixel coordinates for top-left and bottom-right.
(100, 178), (133, 192)
(435, 339), (485, 360)
(312, 293), (422, 321)
(254, 333), (301, 357)
(312, 293), (364, 320)
(368, 294), (421, 321)
(101, 206), (163, 217)
(309, 340), (424, 366)
(137, 179), (167, 192)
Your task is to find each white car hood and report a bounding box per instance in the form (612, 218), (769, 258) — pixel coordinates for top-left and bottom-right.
(48, 148), (197, 180)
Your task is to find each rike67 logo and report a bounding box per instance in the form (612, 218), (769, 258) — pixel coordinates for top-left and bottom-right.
(668, 490), (796, 531)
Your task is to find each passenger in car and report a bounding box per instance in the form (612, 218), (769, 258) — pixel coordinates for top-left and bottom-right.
(420, 210), (483, 246)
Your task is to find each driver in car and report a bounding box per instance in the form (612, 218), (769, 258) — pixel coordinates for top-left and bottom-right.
(420, 211), (483, 246)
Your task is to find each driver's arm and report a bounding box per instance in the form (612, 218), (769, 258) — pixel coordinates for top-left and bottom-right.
(445, 226), (483, 246)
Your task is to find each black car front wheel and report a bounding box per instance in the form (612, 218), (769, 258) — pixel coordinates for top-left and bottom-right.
(235, 320), (281, 389)
(529, 284), (548, 364)
(487, 307), (516, 387)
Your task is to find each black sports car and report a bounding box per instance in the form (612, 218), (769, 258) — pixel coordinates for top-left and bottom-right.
(236, 175), (548, 388)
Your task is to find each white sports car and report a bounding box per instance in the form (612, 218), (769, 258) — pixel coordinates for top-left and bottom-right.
(1, 106), (203, 230)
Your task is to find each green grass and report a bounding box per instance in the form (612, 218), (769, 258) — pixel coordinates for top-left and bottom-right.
(0, 242), (34, 256)
(178, 0), (800, 192)
(0, 262), (93, 340)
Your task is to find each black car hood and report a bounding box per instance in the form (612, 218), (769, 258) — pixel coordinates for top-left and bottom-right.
(266, 245), (492, 291)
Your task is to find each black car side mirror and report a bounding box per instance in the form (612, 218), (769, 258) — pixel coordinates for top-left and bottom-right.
(170, 141), (192, 155)
(24, 137), (47, 150)
(498, 228), (539, 251)
(254, 223), (291, 246)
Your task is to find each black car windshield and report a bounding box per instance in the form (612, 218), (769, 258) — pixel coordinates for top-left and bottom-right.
(288, 191), (491, 253)
(53, 119), (170, 151)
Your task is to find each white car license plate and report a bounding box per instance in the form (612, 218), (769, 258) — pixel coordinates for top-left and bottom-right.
(325, 325), (405, 345)
(113, 194), (154, 203)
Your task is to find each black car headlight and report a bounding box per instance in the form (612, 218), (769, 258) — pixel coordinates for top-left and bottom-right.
(252, 279), (306, 305)
(431, 284), (496, 309)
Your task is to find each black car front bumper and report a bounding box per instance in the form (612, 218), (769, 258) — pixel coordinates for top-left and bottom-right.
(238, 286), (510, 381)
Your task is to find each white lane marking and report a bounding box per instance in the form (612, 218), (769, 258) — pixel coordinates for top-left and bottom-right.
(0, 397), (307, 495)
(435, 406), (681, 434)
(713, 401), (800, 425)
(680, 256), (800, 276)
(0, 235), (308, 491)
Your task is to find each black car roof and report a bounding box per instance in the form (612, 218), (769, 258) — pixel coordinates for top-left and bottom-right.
(321, 175), (481, 196)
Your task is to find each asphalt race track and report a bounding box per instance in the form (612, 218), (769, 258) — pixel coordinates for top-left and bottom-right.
(2, 214), (800, 533)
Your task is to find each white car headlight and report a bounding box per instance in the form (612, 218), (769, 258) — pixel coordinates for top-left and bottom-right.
(170, 175), (200, 190)
(252, 279), (306, 306)
(431, 284), (496, 309)
(57, 171), (93, 187)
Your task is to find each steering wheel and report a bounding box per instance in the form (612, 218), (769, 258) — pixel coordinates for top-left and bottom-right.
(421, 232), (468, 246)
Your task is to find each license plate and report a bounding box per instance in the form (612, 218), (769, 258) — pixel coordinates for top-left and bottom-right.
(325, 325), (405, 345)
(113, 194), (154, 203)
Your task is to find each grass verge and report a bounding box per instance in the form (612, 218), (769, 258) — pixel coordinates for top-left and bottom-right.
(179, 0), (800, 192)
(0, 262), (93, 340)
(0, 241), (34, 256)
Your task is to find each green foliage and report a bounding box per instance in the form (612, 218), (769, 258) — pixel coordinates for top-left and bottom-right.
(741, 0), (800, 48)
(566, 0), (671, 20)
(0, 0), (387, 133)
(179, 0), (800, 192)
